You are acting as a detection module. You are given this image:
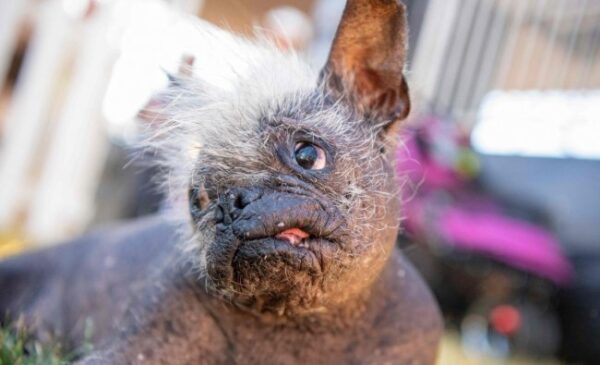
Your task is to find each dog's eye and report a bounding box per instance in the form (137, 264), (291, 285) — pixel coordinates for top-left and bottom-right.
(294, 142), (326, 170)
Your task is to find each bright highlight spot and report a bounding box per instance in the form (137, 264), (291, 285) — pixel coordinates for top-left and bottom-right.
(472, 90), (600, 160)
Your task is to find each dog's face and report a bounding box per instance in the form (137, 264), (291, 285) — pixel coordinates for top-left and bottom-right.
(169, 0), (410, 316)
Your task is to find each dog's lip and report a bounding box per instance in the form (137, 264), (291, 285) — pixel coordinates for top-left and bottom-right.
(234, 236), (329, 274)
(235, 220), (336, 243)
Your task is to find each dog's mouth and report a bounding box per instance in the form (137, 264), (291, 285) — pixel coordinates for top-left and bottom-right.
(275, 228), (310, 248)
(202, 187), (344, 285)
(231, 211), (340, 276)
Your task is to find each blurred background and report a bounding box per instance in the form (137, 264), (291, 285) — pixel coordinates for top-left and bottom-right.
(0, 0), (599, 364)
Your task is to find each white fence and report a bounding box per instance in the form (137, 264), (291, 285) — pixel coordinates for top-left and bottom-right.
(0, 0), (203, 244)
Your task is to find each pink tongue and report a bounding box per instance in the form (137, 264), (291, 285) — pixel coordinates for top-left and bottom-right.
(275, 228), (309, 246)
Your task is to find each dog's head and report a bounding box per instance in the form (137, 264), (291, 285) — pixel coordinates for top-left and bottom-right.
(156, 0), (410, 316)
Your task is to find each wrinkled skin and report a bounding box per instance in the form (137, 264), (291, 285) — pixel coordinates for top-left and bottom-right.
(189, 108), (404, 318)
(0, 1), (442, 363)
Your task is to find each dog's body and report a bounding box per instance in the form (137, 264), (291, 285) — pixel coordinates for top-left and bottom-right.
(1, 216), (440, 364)
(1, 1), (442, 363)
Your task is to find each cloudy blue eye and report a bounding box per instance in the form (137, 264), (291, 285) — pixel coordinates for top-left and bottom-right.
(294, 142), (326, 170)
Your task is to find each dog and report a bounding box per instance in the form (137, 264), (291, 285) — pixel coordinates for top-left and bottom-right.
(0, 1), (442, 363)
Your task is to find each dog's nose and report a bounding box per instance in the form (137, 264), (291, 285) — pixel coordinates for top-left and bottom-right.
(218, 187), (262, 224)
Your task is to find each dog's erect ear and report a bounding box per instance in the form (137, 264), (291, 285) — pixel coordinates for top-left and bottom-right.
(321, 0), (410, 126)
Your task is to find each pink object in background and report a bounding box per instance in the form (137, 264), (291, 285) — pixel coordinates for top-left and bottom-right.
(397, 116), (573, 286)
(440, 207), (573, 285)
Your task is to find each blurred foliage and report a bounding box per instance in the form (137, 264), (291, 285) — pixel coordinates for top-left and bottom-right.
(0, 319), (93, 365)
(455, 149), (480, 180)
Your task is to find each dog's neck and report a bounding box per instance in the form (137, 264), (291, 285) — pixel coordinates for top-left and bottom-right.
(194, 248), (397, 332)
(152, 249), (429, 365)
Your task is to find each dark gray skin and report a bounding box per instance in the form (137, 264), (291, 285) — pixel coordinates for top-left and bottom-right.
(0, 217), (441, 364)
(0, 1), (442, 363)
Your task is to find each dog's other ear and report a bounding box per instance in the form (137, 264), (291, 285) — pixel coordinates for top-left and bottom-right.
(321, 0), (410, 128)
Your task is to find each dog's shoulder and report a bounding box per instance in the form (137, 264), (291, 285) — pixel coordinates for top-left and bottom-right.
(0, 214), (181, 345)
(358, 250), (443, 364)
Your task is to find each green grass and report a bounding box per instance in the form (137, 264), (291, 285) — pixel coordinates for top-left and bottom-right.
(0, 320), (93, 365)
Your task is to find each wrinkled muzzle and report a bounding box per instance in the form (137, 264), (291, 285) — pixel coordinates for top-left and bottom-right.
(203, 185), (344, 295)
